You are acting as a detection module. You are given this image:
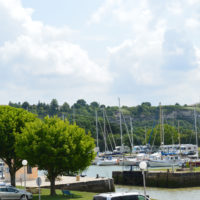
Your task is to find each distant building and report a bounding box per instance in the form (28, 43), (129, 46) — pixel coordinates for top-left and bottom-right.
(3, 163), (38, 182)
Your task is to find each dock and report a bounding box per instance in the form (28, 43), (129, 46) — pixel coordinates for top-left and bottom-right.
(113, 170), (200, 188)
(17, 175), (115, 193)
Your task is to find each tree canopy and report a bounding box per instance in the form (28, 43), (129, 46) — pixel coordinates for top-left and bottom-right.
(9, 99), (200, 151)
(16, 116), (96, 196)
(0, 106), (36, 186)
(147, 124), (179, 146)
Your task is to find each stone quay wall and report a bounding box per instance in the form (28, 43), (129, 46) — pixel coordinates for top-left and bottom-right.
(41, 178), (115, 193)
(113, 171), (200, 188)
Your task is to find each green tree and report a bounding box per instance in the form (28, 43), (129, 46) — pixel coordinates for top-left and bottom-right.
(147, 124), (179, 146)
(22, 101), (29, 110)
(49, 99), (59, 116)
(0, 106), (36, 186)
(60, 102), (70, 112)
(16, 116), (96, 196)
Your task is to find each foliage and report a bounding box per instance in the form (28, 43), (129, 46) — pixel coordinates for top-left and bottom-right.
(16, 116), (96, 196)
(9, 99), (200, 151)
(146, 124), (179, 146)
(0, 106), (36, 186)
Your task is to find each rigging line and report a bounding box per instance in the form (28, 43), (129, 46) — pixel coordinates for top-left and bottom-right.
(61, 111), (197, 122)
(104, 109), (117, 148)
(162, 109), (165, 145)
(102, 108), (115, 152)
(95, 110), (99, 149)
(121, 112), (133, 148)
(165, 118), (174, 145)
(130, 117), (134, 147)
(106, 128), (114, 152)
(98, 120), (108, 152)
(151, 120), (159, 152)
(103, 108), (107, 152)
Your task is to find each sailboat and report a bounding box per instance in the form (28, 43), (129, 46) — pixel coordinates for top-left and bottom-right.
(148, 103), (183, 167)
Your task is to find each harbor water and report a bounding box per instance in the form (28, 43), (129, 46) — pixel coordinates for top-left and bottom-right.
(83, 165), (200, 200)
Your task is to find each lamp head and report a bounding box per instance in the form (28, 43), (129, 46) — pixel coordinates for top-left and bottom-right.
(22, 160), (28, 166)
(139, 161), (147, 170)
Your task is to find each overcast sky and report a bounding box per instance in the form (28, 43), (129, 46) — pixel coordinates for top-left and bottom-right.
(1, 0), (200, 106)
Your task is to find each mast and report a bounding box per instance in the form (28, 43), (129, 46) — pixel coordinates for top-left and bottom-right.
(144, 126), (147, 145)
(162, 109), (164, 145)
(159, 102), (163, 146)
(194, 105), (199, 159)
(118, 98), (123, 149)
(103, 108), (107, 152)
(178, 120), (181, 155)
(130, 117), (134, 149)
(95, 110), (99, 151)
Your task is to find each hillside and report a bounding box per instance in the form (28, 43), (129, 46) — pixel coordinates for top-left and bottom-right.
(8, 100), (200, 151)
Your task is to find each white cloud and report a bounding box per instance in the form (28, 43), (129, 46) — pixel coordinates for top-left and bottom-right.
(87, 0), (121, 24)
(1, 0), (200, 106)
(87, 0), (200, 105)
(185, 18), (200, 29)
(167, 1), (183, 15)
(0, 0), (113, 105)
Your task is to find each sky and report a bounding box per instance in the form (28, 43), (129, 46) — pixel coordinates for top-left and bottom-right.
(1, 0), (200, 107)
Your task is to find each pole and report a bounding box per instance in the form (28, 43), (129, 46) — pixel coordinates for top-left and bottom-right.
(39, 186), (41, 200)
(194, 105), (199, 159)
(103, 108), (107, 152)
(130, 117), (134, 151)
(118, 98), (123, 149)
(159, 103), (162, 146)
(142, 170), (146, 199)
(95, 110), (99, 151)
(24, 165), (26, 191)
(178, 120), (181, 155)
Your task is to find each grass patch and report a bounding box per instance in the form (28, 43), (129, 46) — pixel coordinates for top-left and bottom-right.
(192, 167), (200, 172)
(32, 188), (96, 200)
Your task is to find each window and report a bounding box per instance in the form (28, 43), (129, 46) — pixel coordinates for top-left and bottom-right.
(27, 165), (32, 174)
(138, 195), (145, 200)
(112, 195), (138, 200)
(93, 197), (107, 200)
(7, 188), (17, 193)
(6, 167), (9, 173)
(0, 187), (8, 192)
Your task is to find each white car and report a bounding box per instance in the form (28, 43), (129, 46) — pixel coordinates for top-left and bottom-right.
(0, 185), (32, 200)
(93, 192), (151, 200)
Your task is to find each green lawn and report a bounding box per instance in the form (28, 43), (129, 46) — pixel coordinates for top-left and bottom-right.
(32, 188), (96, 200)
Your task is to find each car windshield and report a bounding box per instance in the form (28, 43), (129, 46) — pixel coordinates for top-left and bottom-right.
(111, 195), (138, 200)
(93, 197), (107, 200)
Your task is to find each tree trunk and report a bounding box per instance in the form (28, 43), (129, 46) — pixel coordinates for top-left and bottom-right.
(50, 176), (56, 196)
(9, 167), (16, 187)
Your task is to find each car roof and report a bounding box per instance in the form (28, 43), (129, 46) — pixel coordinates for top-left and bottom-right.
(94, 192), (140, 198)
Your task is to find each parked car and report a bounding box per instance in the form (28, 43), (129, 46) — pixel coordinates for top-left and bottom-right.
(93, 192), (151, 200)
(0, 185), (32, 200)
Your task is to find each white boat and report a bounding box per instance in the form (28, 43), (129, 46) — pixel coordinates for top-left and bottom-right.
(118, 157), (137, 166)
(148, 152), (183, 167)
(96, 157), (118, 166)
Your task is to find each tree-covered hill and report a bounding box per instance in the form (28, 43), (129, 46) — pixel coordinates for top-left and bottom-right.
(8, 99), (200, 152)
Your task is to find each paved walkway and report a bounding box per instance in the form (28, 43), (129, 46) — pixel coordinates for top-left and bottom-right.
(16, 175), (107, 188)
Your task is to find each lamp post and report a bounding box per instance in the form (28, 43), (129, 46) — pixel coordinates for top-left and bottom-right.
(22, 160), (28, 191)
(139, 161), (147, 199)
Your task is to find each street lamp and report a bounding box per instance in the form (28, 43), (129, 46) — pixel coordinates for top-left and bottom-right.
(139, 161), (147, 199)
(22, 160), (28, 191)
